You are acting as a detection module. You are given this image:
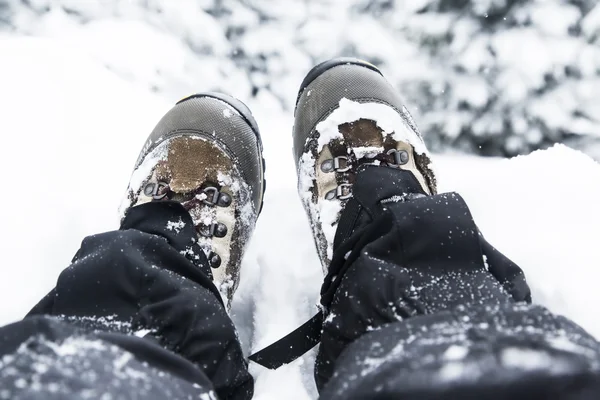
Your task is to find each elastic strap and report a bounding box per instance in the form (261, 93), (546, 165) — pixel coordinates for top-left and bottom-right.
(248, 312), (324, 369)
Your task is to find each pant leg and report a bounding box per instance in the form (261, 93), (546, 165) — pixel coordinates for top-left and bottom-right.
(0, 316), (217, 400)
(321, 304), (600, 400)
(317, 192), (600, 399)
(1, 201), (252, 400)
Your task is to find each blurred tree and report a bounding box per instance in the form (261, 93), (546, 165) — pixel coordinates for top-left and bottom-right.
(368, 0), (600, 157)
(0, 0), (15, 27)
(1, 0), (599, 158)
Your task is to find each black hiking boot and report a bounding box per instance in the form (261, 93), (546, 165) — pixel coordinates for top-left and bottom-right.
(248, 59), (528, 376)
(120, 92), (265, 307)
(292, 58), (437, 273)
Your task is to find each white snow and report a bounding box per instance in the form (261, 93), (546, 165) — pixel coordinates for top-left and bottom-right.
(317, 200), (343, 261)
(0, 35), (600, 400)
(315, 98), (428, 155)
(438, 362), (468, 382)
(352, 146), (385, 159)
(126, 144), (165, 194)
(217, 171), (234, 187)
(443, 345), (469, 361)
(133, 329), (153, 338)
(57, 315), (134, 332)
(166, 218), (186, 234)
(500, 347), (562, 371)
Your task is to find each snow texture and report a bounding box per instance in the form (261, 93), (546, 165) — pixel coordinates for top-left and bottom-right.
(1, 0), (599, 159)
(315, 98), (428, 155)
(0, 19), (599, 400)
(166, 218), (185, 234)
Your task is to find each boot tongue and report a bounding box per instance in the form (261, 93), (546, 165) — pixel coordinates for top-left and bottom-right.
(333, 165), (427, 249)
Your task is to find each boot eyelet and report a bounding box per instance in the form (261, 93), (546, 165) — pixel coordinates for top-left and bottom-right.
(214, 223), (228, 238)
(336, 183), (353, 200)
(321, 156), (352, 173)
(217, 192), (232, 207)
(196, 222), (228, 238)
(196, 225), (210, 237)
(209, 252), (222, 268)
(143, 183), (156, 196)
(387, 149), (409, 166)
(325, 184), (353, 200)
(325, 189), (336, 200)
(144, 181), (169, 200)
(321, 159), (334, 173)
(201, 187), (220, 205)
(333, 156), (351, 172)
(200, 186), (232, 207)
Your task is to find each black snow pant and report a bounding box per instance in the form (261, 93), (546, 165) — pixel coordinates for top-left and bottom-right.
(315, 166), (600, 399)
(0, 201), (253, 400)
(1, 171), (600, 400)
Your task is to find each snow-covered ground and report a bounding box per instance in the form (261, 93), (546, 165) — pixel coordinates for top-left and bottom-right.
(1, 37), (600, 400)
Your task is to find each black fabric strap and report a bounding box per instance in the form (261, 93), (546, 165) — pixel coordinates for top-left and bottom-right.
(248, 312), (324, 369)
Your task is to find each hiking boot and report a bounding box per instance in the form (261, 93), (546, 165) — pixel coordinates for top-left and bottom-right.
(293, 58), (437, 273)
(120, 92), (265, 306)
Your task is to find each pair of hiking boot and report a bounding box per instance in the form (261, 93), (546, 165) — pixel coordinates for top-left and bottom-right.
(121, 58), (437, 307)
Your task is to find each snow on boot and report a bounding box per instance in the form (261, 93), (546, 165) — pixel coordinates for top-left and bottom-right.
(120, 93), (265, 307)
(249, 59), (440, 369)
(293, 58), (437, 273)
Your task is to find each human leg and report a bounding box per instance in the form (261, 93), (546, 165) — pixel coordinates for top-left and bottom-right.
(291, 59), (600, 399)
(1, 93), (265, 400)
(316, 168), (600, 399)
